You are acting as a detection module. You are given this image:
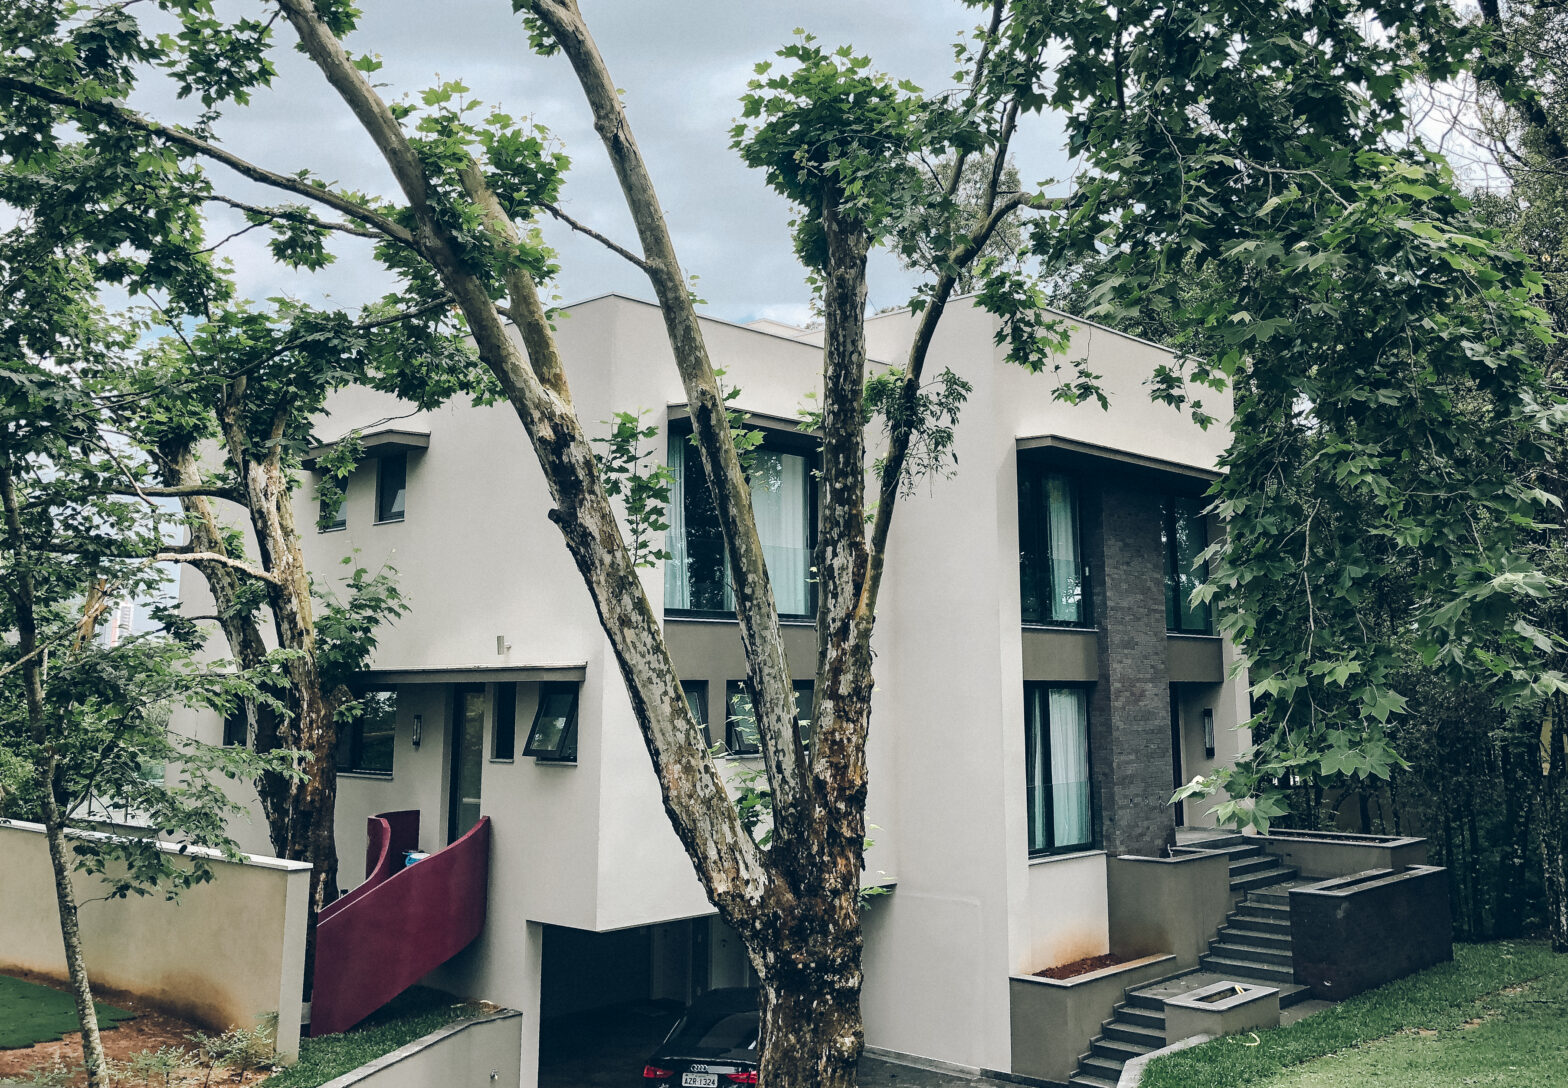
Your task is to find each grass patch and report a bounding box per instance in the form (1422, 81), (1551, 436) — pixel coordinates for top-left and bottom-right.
(0, 974), (136, 1049)
(1141, 940), (1565, 1088)
(260, 988), (485, 1088)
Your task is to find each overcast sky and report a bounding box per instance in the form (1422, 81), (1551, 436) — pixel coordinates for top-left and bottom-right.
(136, 1), (1072, 327)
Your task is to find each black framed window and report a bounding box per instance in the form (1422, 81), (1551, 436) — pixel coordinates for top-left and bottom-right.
(1018, 459), (1088, 626)
(338, 690), (396, 775)
(1025, 684), (1094, 856)
(665, 426), (817, 618)
(1163, 496), (1212, 633)
(492, 683), (517, 761)
(523, 682), (579, 762)
(682, 680), (711, 746)
(724, 680), (814, 756)
(319, 491), (346, 532)
(222, 705), (249, 748)
(376, 451), (407, 523)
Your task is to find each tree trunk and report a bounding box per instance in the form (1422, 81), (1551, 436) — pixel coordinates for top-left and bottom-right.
(1543, 697), (1568, 953)
(757, 957), (864, 1088)
(0, 457), (109, 1088)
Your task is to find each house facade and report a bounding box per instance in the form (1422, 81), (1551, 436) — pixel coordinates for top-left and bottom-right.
(172, 293), (1251, 1082)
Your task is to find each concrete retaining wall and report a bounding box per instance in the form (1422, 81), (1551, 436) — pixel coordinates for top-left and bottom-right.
(1290, 865), (1452, 1000)
(1260, 830), (1427, 880)
(0, 818), (310, 1061)
(318, 1010), (521, 1088)
(1010, 954), (1177, 1084)
(1107, 852), (1231, 970)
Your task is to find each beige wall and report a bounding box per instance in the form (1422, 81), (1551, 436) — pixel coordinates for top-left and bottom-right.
(0, 819), (308, 1061)
(1019, 852), (1111, 973)
(316, 1011), (522, 1088)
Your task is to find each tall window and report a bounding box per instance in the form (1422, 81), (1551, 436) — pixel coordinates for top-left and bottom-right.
(492, 683), (517, 761)
(338, 691), (396, 775)
(1025, 685), (1093, 855)
(1163, 496), (1212, 633)
(319, 491), (346, 532)
(665, 432), (814, 616)
(1018, 461), (1087, 625)
(376, 452), (407, 523)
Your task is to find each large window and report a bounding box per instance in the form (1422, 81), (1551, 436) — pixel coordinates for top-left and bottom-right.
(523, 682), (580, 762)
(1025, 684), (1093, 855)
(1163, 496), (1212, 633)
(665, 431), (814, 617)
(723, 680), (813, 757)
(376, 451), (407, 523)
(338, 691), (396, 776)
(1018, 462), (1087, 625)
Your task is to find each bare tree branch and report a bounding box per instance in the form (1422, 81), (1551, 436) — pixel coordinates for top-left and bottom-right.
(153, 551), (281, 585)
(539, 201), (651, 272)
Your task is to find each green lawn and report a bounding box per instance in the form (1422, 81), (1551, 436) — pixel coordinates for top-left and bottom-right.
(0, 974), (136, 1049)
(260, 988), (485, 1088)
(1141, 941), (1568, 1088)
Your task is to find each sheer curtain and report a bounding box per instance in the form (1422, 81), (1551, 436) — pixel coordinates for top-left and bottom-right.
(722, 449), (810, 615)
(664, 437), (689, 609)
(1026, 687), (1048, 852)
(1046, 474), (1081, 623)
(1049, 687), (1091, 847)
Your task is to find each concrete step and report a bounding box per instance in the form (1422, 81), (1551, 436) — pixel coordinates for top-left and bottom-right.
(1208, 941), (1295, 968)
(1113, 1003), (1166, 1029)
(1220, 926), (1293, 951)
(1076, 1055), (1126, 1083)
(1103, 1020), (1165, 1048)
(1093, 1036), (1155, 1063)
(1173, 840), (1262, 860)
(1124, 989), (1166, 1012)
(1068, 1075), (1119, 1088)
(1230, 906), (1291, 928)
(1176, 832), (1251, 850)
(1199, 954), (1296, 984)
(1249, 883), (1298, 906)
(1228, 854), (1280, 877)
(1231, 866), (1299, 893)
(1278, 982), (1312, 1009)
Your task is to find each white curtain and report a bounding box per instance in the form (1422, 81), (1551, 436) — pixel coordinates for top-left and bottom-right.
(723, 449), (810, 615)
(1046, 474), (1080, 622)
(1027, 687), (1048, 852)
(1049, 687), (1091, 847)
(664, 437), (689, 609)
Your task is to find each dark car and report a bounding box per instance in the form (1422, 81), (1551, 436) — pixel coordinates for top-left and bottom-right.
(641, 986), (760, 1086)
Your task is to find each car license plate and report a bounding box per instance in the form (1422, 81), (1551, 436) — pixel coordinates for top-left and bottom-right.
(682, 1076), (718, 1088)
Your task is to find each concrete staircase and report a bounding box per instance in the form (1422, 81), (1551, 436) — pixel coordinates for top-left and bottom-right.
(1067, 837), (1310, 1087)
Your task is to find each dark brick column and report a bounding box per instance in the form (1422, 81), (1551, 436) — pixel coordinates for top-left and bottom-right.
(1085, 476), (1177, 857)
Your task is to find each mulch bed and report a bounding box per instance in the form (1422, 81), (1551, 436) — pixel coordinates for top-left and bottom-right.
(1033, 953), (1132, 980)
(0, 970), (271, 1088)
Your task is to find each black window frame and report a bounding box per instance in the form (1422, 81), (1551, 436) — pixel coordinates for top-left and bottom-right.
(222, 705), (249, 748)
(1162, 495), (1213, 634)
(663, 419), (820, 622)
(792, 680), (814, 748)
(318, 487), (347, 533)
(338, 689), (397, 777)
(492, 682), (517, 761)
(682, 680), (711, 747)
(1017, 456), (1091, 628)
(522, 681), (580, 763)
(375, 451), (407, 524)
(1024, 682), (1096, 857)
(723, 679), (813, 757)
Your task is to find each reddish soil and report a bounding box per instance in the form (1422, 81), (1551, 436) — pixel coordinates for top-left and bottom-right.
(0, 971), (272, 1088)
(1033, 953), (1131, 980)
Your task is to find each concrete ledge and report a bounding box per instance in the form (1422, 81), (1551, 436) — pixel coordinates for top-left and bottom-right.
(1108, 852), (1232, 969)
(319, 1009), (521, 1088)
(1259, 830), (1427, 879)
(1164, 981), (1279, 1043)
(1290, 865), (1452, 1000)
(1116, 1033), (1214, 1088)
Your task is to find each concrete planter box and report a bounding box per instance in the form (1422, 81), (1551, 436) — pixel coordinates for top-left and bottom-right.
(1163, 981), (1279, 1044)
(1259, 829), (1427, 880)
(1107, 852), (1232, 971)
(319, 1009), (521, 1088)
(1010, 953), (1177, 1084)
(1290, 865), (1452, 1000)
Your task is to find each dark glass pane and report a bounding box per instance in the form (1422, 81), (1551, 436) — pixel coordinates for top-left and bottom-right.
(320, 494), (346, 532)
(452, 690), (485, 840)
(524, 684), (579, 760)
(1018, 467), (1045, 624)
(682, 443), (728, 611)
(670, 1010), (759, 1052)
(1018, 464), (1083, 625)
(357, 691), (397, 774)
(725, 683), (760, 755)
(793, 681), (813, 746)
(1164, 497), (1211, 633)
(683, 681), (710, 746)
(223, 706), (248, 748)
(493, 683), (517, 760)
(376, 452), (406, 522)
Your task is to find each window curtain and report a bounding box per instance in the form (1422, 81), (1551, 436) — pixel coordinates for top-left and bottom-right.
(723, 449), (810, 615)
(1045, 473), (1081, 623)
(1026, 687), (1048, 853)
(664, 437), (689, 609)
(1049, 687), (1091, 847)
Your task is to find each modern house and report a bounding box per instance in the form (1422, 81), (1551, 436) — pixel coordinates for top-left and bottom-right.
(154, 294), (1442, 1086)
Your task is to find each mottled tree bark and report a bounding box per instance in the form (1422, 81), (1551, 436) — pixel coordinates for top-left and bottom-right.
(1543, 698), (1568, 953)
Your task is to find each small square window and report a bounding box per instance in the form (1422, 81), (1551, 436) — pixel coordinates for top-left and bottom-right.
(724, 682), (760, 756)
(523, 682), (579, 762)
(682, 680), (710, 747)
(376, 452), (407, 523)
(492, 683), (517, 761)
(318, 487), (346, 533)
(338, 690), (396, 775)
